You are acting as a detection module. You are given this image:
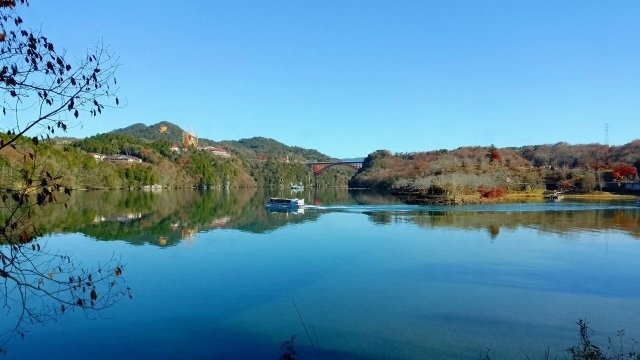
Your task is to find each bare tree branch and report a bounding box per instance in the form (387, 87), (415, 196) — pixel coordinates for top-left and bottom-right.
(0, 2), (128, 353)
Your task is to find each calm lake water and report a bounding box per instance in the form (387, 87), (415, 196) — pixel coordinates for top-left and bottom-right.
(2, 189), (640, 359)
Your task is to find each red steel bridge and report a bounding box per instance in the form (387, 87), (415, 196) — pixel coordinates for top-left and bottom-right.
(307, 161), (363, 176)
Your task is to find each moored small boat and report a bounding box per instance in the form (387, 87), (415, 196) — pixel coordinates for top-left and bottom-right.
(290, 184), (304, 191)
(543, 190), (564, 200)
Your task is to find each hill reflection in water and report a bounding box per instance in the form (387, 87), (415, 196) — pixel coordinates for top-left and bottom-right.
(4, 189), (640, 359)
(31, 189), (640, 246)
(362, 203), (640, 240)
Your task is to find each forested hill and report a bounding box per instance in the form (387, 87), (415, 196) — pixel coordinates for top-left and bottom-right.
(350, 141), (640, 202)
(109, 121), (216, 146)
(219, 137), (331, 162)
(108, 122), (331, 161)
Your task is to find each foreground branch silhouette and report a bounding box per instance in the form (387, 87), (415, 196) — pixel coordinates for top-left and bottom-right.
(0, 238), (131, 353)
(0, 1), (128, 354)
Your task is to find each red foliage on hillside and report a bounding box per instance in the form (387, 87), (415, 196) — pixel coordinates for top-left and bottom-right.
(488, 147), (501, 163)
(612, 163), (638, 181)
(478, 186), (508, 198)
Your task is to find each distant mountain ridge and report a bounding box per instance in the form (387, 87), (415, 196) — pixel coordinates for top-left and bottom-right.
(219, 137), (331, 162)
(110, 121), (214, 146)
(80, 121), (640, 168)
(108, 122), (332, 161)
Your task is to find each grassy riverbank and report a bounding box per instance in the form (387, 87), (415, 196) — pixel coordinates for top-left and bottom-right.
(399, 190), (639, 205)
(562, 191), (638, 200)
(507, 190), (638, 201)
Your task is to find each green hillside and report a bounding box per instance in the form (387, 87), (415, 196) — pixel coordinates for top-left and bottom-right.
(109, 122), (332, 161)
(50, 122), (346, 189)
(220, 136), (332, 162)
(110, 121), (215, 146)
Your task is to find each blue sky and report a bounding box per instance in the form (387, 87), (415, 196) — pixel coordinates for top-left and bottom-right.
(22, 1), (640, 158)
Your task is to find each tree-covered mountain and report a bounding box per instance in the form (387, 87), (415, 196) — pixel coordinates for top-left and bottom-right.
(70, 132), (255, 189)
(39, 121), (640, 196)
(514, 141), (640, 169)
(109, 121), (216, 146)
(42, 121), (346, 190)
(220, 136), (332, 162)
(108, 122), (332, 162)
(350, 141), (640, 203)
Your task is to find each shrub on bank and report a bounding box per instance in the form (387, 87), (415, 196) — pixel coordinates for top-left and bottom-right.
(478, 186), (508, 199)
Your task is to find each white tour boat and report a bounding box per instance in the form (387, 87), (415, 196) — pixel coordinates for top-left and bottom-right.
(266, 197), (305, 210)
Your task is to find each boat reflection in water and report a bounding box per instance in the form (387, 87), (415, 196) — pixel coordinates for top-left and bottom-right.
(266, 206), (305, 215)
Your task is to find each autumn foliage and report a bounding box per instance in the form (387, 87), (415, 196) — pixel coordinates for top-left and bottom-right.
(478, 186), (508, 199)
(559, 181), (573, 191)
(612, 163), (638, 181)
(488, 147), (502, 163)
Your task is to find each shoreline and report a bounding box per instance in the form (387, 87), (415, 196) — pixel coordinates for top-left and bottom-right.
(398, 191), (639, 205)
(560, 192), (638, 200)
(507, 191), (638, 200)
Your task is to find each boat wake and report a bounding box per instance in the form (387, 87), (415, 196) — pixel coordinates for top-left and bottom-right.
(302, 202), (639, 214)
(303, 204), (420, 213)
